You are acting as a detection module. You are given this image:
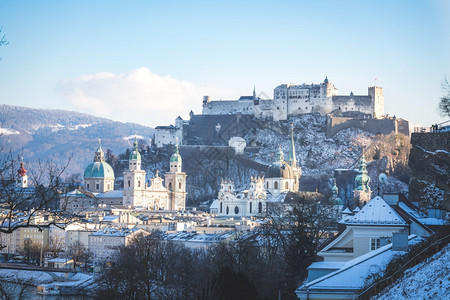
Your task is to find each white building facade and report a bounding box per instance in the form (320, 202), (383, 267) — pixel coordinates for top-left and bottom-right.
(202, 77), (384, 121)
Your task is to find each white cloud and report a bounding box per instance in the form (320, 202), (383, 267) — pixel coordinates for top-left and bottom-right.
(57, 67), (239, 127)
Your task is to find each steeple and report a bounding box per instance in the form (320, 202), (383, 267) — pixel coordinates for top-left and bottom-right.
(253, 86), (256, 99)
(355, 154), (370, 191)
(287, 123), (297, 167)
(353, 154), (371, 208)
(276, 146), (284, 162)
(17, 157), (28, 188)
(94, 139), (105, 162)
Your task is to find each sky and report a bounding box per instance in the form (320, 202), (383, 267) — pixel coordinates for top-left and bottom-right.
(0, 0), (449, 128)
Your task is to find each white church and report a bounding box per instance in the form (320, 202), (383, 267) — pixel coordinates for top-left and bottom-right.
(211, 125), (302, 217)
(62, 139), (187, 211)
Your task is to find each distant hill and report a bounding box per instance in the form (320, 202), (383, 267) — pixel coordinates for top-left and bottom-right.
(0, 104), (155, 177)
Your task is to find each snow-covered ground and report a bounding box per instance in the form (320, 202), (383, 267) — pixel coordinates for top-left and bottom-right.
(375, 244), (450, 300)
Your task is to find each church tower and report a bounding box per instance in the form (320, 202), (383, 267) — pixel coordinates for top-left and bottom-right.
(286, 124), (302, 191)
(123, 137), (147, 207)
(164, 142), (187, 210)
(353, 154), (371, 208)
(17, 158), (28, 188)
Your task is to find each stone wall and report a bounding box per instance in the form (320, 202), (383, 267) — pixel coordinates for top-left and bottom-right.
(408, 132), (450, 210)
(326, 117), (404, 138)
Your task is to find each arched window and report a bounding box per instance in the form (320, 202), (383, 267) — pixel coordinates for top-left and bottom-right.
(234, 206), (239, 214)
(168, 182), (172, 190)
(258, 202), (263, 214)
(249, 202), (252, 213)
(220, 202), (223, 213)
(274, 181), (278, 189)
(266, 182), (269, 189)
(179, 182), (182, 189)
(226, 206), (229, 215)
(127, 180), (131, 188)
(138, 181), (141, 187)
(96, 183), (99, 190)
(87, 183), (90, 190)
(285, 181), (289, 189)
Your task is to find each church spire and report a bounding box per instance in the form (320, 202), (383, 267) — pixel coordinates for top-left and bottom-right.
(287, 123), (297, 166)
(94, 139), (105, 162)
(253, 86), (256, 99)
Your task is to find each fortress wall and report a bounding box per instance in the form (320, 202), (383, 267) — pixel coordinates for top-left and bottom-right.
(410, 132), (450, 152)
(326, 117), (397, 137)
(202, 101), (255, 115)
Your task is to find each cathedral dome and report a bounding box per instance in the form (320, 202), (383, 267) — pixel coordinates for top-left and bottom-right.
(84, 161), (115, 179)
(266, 161), (294, 179)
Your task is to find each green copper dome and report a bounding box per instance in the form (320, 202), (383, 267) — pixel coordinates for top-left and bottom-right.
(170, 144), (182, 163)
(129, 138), (141, 161)
(84, 139), (115, 179)
(330, 180), (342, 205)
(84, 161), (115, 178)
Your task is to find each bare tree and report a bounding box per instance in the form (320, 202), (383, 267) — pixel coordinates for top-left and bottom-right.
(0, 151), (75, 249)
(48, 235), (65, 258)
(67, 241), (91, 270)
(438, 77), (450, 118)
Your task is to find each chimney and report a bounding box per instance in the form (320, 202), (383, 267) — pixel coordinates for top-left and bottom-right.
(392, 232), (408, 251)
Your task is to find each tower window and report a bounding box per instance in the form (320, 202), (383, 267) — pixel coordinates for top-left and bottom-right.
(226, 206), (229, 215)
(258, 202), (262, 214)
(87, 183), (90, 190)
(249, 202), (252, 213)
(220, 202), (223, 213)
(96, 183), (99, 190)
(234, 206), (239, 214)
(179, 182), (182, 189)
(285, 182), (289, 189)
(274, 181), (278, 189)
(128, 180), (131, 188)
(138, 181), (141, 187)
(168, 182), (172, 190)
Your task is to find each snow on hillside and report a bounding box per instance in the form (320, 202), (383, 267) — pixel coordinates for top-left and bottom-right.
(375, 244), (450, 300)
(245, 114), (374, 174)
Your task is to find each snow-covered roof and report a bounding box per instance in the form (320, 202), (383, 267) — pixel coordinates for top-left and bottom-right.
(398, 202), (425, 219)
(96, 190), (124, 198)
(210, 200), (219, 209)
(342, 196), (406, 226)
(91, 227), (142, 237)
(297, 235), (419, 294)
(102, 215), (119, 222)
(416, 218), (448, 226)
(341, 207), (352, 214)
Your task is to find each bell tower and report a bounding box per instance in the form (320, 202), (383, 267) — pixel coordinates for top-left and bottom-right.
(123, 137), (147, 207)
(165, 141), (187, 210)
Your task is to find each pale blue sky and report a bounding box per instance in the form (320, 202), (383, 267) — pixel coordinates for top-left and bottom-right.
(0, 0), (449, 127)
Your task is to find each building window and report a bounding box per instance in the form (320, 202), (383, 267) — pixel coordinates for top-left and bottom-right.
(234, 206), (239, 214)
(87, 183), (90, 190)
(168, 182), (172, 190)
(220, 202), (223, 213)
(258, 202), (263, 214)
(226, 206), (229, 215)
(266, 182), (269, 189)
(249, 202), (252, 213)
(96, 183), (99, 190)
(128, 180), (131, 188)
(274, 181), (278, 189)
(285, 182), (289, 189)
(371, 238), (381, 250)
(179, 182), (182, 189)
(138, 181), (141, 187)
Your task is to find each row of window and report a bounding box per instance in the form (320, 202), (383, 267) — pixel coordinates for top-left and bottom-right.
(219, 202), (263, 214)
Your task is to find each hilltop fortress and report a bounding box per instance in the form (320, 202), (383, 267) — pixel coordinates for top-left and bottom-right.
(202, 77), (384, 121)
(155, 77), (409, 148)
